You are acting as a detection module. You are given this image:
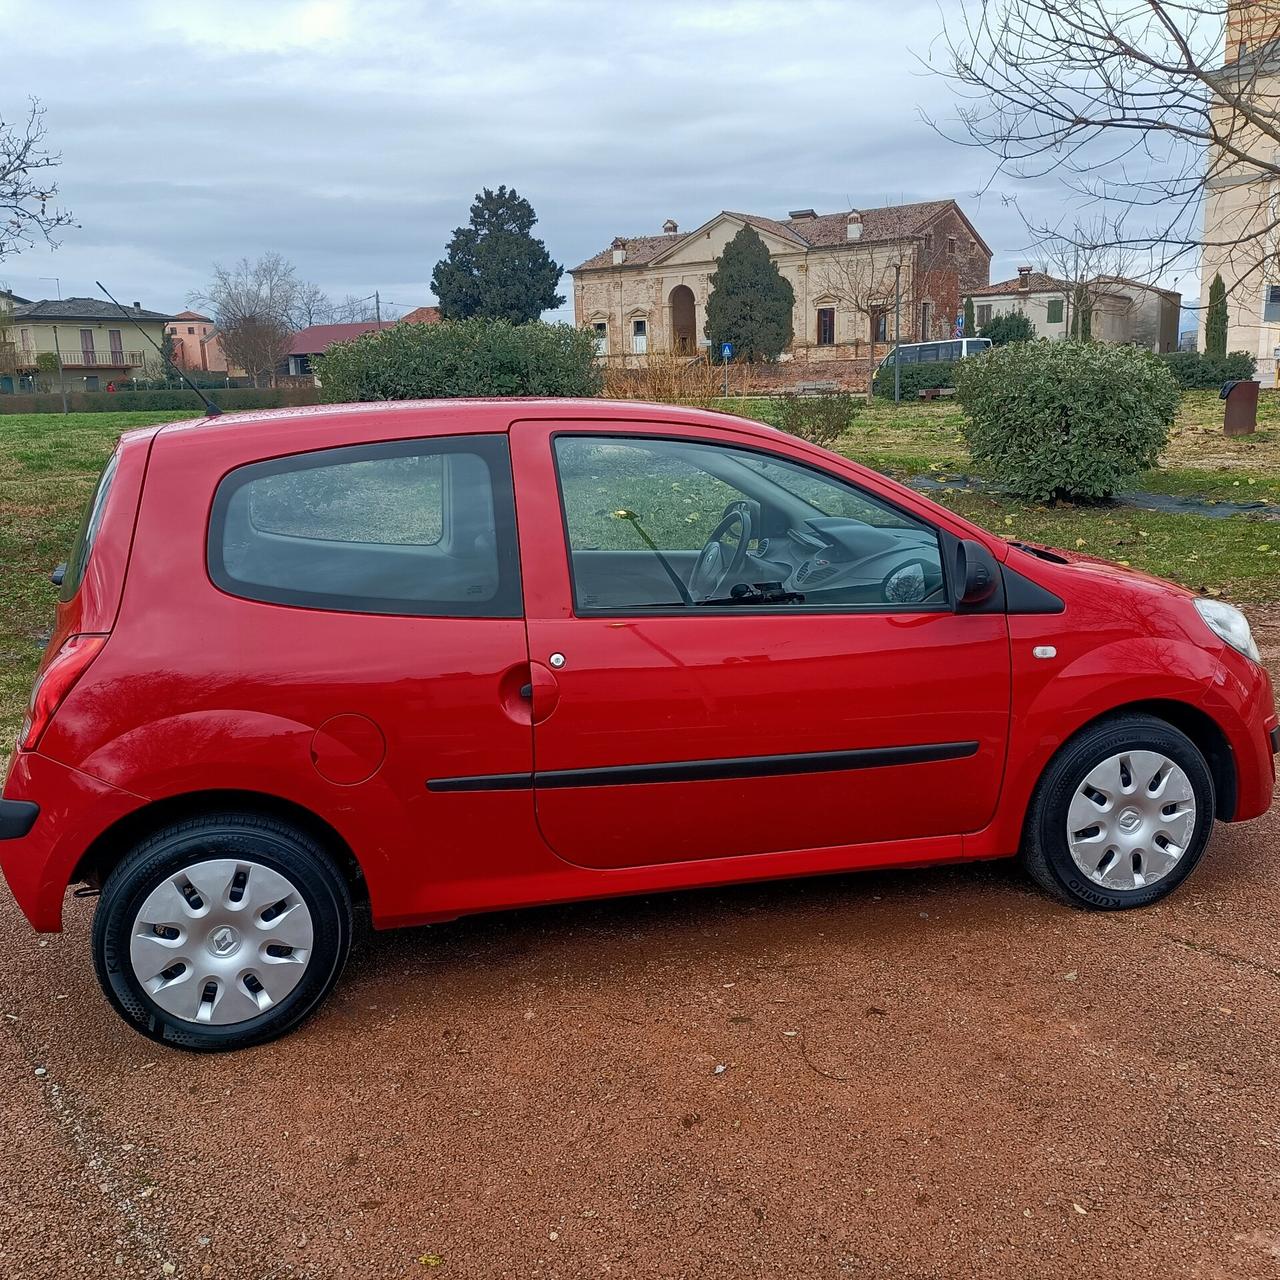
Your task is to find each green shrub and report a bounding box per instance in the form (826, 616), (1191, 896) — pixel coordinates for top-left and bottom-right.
(770, 391), (862, 446)
(1157, 350), (1256, 389)
(312, 317), (602, 402)
(0, 387), (319, 414)
(873, 359), (958, 399)
(956, 341), (1178, 501)
(979, 312), (1036, 345)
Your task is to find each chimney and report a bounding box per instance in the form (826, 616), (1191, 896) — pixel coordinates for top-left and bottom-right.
(662, 218), (678, 234)
(133, 301), (141, 310)
(611, 236), (626, 266)
(846, 211), (863, 241)
(1017, 266), (1032, 291)
(788, 208), (817, 221)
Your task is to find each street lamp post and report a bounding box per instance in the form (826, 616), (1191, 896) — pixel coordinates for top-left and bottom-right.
(893, 261), (903, 405)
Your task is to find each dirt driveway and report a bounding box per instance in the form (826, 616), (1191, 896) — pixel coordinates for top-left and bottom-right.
(4, 629), (1280, 1280)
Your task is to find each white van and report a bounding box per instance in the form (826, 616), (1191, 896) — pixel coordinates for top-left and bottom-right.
(876, 338), (992, 370)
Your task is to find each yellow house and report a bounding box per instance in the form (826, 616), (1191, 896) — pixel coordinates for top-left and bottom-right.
(7, 296), (172, 391)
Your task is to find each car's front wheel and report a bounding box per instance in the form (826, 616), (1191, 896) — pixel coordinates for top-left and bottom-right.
(93, 812), (353, 1051)
(1021, 714), (1216, 909)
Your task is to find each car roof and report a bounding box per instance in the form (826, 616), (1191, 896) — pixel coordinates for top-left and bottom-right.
(154, 397), (788, 444)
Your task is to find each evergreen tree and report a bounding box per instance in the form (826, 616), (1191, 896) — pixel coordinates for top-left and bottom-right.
(979, 311), (1036, 345)
(962, 296), (976, 339)
(431, 186), (564, 323)
(1205, 272), (1228, 356)
(704, 226), (795, 362)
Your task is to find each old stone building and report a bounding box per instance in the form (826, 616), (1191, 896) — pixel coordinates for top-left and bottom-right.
(571, 201), (991, 385)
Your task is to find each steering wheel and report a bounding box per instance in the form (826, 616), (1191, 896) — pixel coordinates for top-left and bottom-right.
(689, 506), (754, 600)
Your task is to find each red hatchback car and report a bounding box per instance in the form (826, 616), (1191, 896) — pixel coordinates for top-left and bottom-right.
(2, 399), (1276, 1051)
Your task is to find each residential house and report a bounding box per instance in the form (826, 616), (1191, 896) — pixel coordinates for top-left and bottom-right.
(967, 268), (1180, 351)
(8, 297), (171, 391)
(571, 201), (991, 386)
(286, 310), (442, 379)
(167, 310), (234, 374)
(1199, 3), (1280, 382)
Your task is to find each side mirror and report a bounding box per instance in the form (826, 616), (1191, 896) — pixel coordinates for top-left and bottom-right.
(953, 538), (1000, 609)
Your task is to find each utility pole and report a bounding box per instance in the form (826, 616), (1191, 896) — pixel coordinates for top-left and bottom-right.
(375, 290), (381, 325)
(51, 324), (68, 415)
(893, 260), (902, 405)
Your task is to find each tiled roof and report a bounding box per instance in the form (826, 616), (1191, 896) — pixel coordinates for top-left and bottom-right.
(572, 200), (966, 272)
(399, 306), (442, 324)
(966, 272), (1071, 297)
(13, 296), (171, 321)
(172, 309), (212, 322)
(288, 320), (395, 355)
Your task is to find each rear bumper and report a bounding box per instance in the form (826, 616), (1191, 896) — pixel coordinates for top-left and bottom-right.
(0, 752), (143, 932)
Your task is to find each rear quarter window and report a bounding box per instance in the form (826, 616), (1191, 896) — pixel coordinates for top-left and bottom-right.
(60, 450), (120, 602)
(207, 435), (521, 617)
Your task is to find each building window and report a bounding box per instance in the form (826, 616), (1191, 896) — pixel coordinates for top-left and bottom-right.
(1265, 285), (1280, 323)
(19, 328), (31, 351)
(923, 232), (933, 253)
(187, 326), (195, 335)
(920, 302), (932, 339)
(593, 322), (608, 355)
(1046, 298), (1064, 324)
(874, 311), (888, 343)
(946, 237), (956, 256)
(632, 318), (648, 354)
(167, 326), (176, 335)
(108, 329), (123, 361)
(976, 304), (992, 327)
(816, 307), (835, 346)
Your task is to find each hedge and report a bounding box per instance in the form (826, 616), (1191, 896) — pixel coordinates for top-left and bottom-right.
(1157, 350), (1256, 389)
(872, 359), (958, 399)
(0, 387), (320, 414)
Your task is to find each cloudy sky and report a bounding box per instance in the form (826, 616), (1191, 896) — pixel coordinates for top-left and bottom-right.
(0, 0), (1204, 321)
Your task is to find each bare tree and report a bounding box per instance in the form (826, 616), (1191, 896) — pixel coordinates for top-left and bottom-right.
(289, 280), (334, 329)
(0, 98), (76, 260)
(926, 2), (1280, 298)
(190, 253), (300, 385)
(329, 293), (379, 323)
(1032, 213), (1140, 337)
(814, 250), (910, 391)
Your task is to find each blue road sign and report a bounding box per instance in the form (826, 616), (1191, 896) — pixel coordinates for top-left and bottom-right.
(721, 342), (734, 359)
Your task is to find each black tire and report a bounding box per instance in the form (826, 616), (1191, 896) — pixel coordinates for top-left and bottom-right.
(93, 812), (352, 1052)
(1021, 713), (1216, 910)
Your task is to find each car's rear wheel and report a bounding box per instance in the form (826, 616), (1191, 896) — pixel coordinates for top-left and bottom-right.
(93, 812), (352, 1051)
(1021, 714), (1216, 909)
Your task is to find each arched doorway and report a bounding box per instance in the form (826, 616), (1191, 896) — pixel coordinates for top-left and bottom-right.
(669, 285), (696, 354)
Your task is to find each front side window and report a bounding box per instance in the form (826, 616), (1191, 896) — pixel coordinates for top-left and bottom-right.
(817, 307), (835, 345)
(209, 435), (520, 616)
(553, 435), (944, 613)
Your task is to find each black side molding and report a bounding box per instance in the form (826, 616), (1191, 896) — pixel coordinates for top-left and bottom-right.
(428, 741), (979, 794)
(1270, 726), (1279, 755)
(0, 799), (39, 840)
(1002, 564), (1066, 614)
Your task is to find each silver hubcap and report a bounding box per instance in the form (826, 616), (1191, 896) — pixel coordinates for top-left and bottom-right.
(1066, 750), (1197, 891)
(128, 858), (314, 1026)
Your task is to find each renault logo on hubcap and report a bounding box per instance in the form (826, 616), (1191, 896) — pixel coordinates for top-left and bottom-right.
(1118, 807), (1143, 833)
(209, 925), (240, 957)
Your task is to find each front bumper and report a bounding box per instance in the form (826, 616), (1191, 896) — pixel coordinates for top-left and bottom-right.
(0, 751), (143, 932)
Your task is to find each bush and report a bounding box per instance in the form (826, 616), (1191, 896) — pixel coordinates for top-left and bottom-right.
(956, 340), (1179, 501)
(1157, 349), (1256, 389)
(979, 312), (1036, 345)
(873, 359), (958, 399)
(312, 317), (602, 402)
(0, 387), (319, 414)
(602, 350), (721, 406)
(771, 391), (862, 446)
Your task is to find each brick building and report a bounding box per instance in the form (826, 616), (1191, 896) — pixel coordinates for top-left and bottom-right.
(571, 201), (991, 386)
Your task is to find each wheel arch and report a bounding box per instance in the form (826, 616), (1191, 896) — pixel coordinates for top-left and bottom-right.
(72, 789), (369, 907)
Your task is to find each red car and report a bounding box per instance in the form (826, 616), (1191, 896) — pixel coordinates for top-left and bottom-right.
(2, 400), (1276, 1051)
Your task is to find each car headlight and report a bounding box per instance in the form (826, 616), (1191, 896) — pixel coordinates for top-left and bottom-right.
(1194, 598), (1261, 663)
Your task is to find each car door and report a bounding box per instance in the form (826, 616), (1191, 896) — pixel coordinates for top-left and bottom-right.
(511, 418), (1012, 871)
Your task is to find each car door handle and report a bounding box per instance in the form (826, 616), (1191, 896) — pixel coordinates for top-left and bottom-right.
(527, 662), (561, 725)
(519, 683), (533, 700)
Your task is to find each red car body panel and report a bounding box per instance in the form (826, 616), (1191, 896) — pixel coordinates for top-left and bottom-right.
(1, 399), (1275, 933)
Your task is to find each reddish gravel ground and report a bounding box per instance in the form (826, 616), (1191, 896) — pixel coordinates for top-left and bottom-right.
(4, 623), (1280, 1280)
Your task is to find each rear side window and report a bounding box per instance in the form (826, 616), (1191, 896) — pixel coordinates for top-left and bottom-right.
(60, 450), (120, 602)
(208, 435), (521, 617)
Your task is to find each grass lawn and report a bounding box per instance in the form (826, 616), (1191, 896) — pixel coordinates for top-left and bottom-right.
(3, 397), (1280, 748)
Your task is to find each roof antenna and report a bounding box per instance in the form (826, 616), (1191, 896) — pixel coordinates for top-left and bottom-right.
(94, 281), (222, 417)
